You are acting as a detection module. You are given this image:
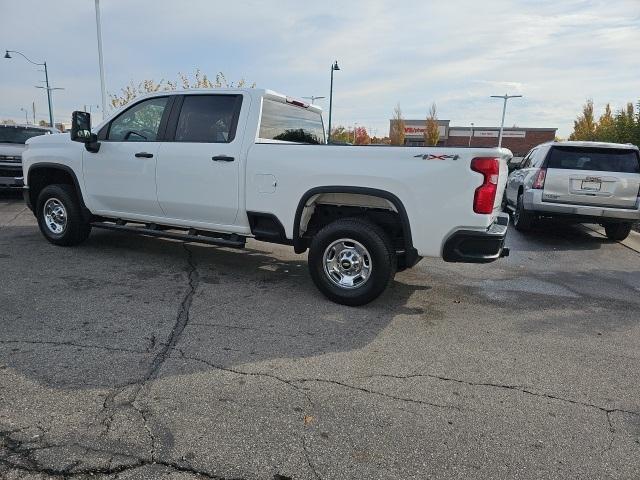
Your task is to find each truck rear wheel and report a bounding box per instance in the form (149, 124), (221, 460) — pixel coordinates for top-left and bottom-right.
(308, 218), (396, 306)
(603, 222), (632, 241)
(36, 184), (91, 246)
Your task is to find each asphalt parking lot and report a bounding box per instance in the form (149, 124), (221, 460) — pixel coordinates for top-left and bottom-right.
(1, 190), (639, 480)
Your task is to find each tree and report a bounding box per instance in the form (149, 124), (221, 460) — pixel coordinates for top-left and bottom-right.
(595, 103), (615, 143)
(329, 126), (352, 144)
(390, 104), (405, 146)
(110, 69), (254, 109)
(370, 135), (391, 145)
(353, 126), (371, 145)
(424, 102), (439, 146)
(569, 99), (597, 141)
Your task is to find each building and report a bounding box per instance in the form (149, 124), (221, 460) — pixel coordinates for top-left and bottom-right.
(390, 120), (557, 157)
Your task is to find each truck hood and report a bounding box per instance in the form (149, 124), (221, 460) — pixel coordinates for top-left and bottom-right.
(25, 132), (70, 147)
(0, 143), (27, 156)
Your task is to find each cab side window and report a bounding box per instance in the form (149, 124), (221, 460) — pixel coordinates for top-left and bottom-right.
(530, 147), (548, 168)
(521, 149), (536, 168)
(107, 97), (169, 142)
(173, 95), (242, 143)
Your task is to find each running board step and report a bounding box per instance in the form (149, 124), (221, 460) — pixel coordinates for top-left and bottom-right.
(90, 221), (246, 248)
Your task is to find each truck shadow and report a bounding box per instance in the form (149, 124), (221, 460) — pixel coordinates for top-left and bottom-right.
(507, 219), (607, 252)
(0, 227), (431, 391)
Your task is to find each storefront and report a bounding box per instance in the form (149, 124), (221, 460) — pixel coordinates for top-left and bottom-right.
(390, 120), (557, 156)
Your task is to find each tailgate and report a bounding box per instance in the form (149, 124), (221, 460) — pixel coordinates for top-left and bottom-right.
(542, 146), (640, 209)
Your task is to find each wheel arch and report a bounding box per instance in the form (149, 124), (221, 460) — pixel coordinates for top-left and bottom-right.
(292, 186), (416, 264)
(26, 163), (91, 220)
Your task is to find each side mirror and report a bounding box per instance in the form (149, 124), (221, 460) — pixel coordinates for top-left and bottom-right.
(70, 111), (93, 142)
(70, 111), (100, 152)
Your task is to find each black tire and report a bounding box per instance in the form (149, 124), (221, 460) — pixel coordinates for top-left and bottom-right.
(308, 218), (396, 306)
(513, 193), (534, 232)
(36, 184), (91, 246)
(603, 222), (632, 241)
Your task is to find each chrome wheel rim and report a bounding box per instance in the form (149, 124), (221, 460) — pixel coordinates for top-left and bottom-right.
(323, 238), (372, 289)
(43, 198), (67, 234)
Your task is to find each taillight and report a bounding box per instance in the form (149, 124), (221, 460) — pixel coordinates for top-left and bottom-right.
(471, 157), (500, 214)
(532, 168), (546, 189)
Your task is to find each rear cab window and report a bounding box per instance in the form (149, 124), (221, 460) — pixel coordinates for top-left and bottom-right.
(547, 146), (640, 173)
(258, 98), (325, 144)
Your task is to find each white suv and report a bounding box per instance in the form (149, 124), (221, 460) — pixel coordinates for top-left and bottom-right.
(505, 141), (640, 240)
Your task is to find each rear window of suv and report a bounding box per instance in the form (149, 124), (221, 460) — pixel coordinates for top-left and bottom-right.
(547, 146), (640, 173)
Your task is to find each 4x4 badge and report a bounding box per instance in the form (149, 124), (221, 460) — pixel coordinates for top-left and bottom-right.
(414, 154), (460, 161)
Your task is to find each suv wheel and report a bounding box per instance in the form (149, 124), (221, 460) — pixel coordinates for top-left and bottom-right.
(603, 222), (632, 241)
(308, 218), (396, 306)
(36, 184), (91, 246)
(513, 193), (534, 232)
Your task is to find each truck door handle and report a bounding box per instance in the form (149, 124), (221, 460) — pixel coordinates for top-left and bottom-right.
(212, 155), (235, 162)
(135, 152), (154, 158)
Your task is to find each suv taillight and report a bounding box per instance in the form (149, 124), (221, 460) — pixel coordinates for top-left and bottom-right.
(471, 157), (499, 214)
(532, 168), (547, 189)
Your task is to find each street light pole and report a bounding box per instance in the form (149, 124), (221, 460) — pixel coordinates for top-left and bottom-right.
(95, 0), (107, 119)
(5, 50), (55, 127)
(490, 93), (522, 148)
(20, 108), (29, 124)
(468, 122), (474, 147)
(327, 60), (340, 144)
(302, 95), (326, 105)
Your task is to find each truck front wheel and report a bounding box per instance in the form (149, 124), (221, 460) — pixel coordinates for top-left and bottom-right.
(36, 184), (91, 246)
(308, 218), (396, 306)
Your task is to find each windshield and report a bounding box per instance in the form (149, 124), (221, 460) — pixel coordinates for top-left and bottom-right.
(547, 146), (640, 173)
(258, 99), (325, 144)
(0, 126), (51, 144)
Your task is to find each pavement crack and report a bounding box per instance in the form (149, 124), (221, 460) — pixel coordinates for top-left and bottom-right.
(301, 436), (321, 480)
(360, 372), (640, 416)
(0, 429), (230, 479)
(144, 243), (199, 383)
(0, 339), (145, 355)
(294, 378), (457, 410)
(0, 207), (26, 230)
(175, 350), (314, 408)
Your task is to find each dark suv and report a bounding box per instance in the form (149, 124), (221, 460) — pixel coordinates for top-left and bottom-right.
(0, 124), (58, 188)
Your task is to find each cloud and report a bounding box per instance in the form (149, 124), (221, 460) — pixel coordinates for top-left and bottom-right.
(0, 0), (638, 137)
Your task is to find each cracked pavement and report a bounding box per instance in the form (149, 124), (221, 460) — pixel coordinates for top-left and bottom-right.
(1, 191), (639, 479)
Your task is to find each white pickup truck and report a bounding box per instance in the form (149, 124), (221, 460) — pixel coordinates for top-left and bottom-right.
(22, 88), (511, 305)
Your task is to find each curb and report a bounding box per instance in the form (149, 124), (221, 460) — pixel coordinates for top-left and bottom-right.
(582, 224), (640, 254)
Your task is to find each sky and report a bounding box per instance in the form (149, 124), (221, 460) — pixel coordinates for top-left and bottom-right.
(1, 0), (639, 137)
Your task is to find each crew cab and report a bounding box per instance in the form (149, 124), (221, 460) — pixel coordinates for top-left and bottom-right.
(22, 89), (511, 305)
(505, 141), (640, 240)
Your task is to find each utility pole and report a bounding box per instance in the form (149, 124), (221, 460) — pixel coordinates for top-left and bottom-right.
(32, 102), (36, 125)
(327, 60), (340, 144)
(490, 94), (522, 148)
(95, 0), (107, 119)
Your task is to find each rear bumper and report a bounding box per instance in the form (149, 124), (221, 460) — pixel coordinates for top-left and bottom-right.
(443, 213), (510, 263)
(523, 190), (640, 221)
